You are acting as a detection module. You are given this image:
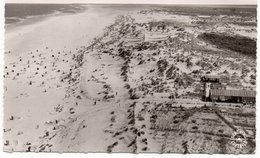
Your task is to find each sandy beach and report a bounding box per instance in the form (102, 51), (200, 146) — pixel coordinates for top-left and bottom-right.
(4, 6), (125, 152)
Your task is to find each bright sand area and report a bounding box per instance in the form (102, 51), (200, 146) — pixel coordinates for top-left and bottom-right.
(4, 6), (127, 152)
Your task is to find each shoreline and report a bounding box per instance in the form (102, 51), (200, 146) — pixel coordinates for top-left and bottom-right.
(4, 7), (119, 55)
(5, 3), (88, 25)
(5, 6), (87, 33)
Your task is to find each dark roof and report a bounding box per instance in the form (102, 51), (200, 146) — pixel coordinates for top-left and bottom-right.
(210, 89), (256, 98)
(203, 75), (220, 79)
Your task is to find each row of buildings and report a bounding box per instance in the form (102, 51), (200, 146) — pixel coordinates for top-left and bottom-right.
(201, 75), (256, 104)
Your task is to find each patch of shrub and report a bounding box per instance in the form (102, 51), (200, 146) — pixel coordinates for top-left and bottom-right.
(198, 32), (256, 58)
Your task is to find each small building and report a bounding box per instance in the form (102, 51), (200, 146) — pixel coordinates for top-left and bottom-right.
(209, 89), (256, 103)
(148, 22), (167, 31)
(157, 23), (166, 30)
(201, 75), (220, 83)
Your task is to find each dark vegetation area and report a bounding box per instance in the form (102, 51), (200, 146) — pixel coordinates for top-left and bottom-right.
(232, 22), (257, 26)
(141, 6), (256, 17)
(198, 32), (256, 58)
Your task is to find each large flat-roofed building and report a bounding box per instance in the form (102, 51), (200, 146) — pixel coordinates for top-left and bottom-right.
(209, 89), (256, 103)
(201, 75), (255, 104)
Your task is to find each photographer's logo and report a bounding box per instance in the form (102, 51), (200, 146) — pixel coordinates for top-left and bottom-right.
(230, 129), (247, 149)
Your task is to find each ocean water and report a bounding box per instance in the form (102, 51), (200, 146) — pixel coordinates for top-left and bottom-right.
(5, 3), (256, 25)
(5, 3), (86, 24)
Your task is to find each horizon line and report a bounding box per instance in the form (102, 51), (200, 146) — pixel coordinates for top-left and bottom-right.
(5, 2), (257, 5)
